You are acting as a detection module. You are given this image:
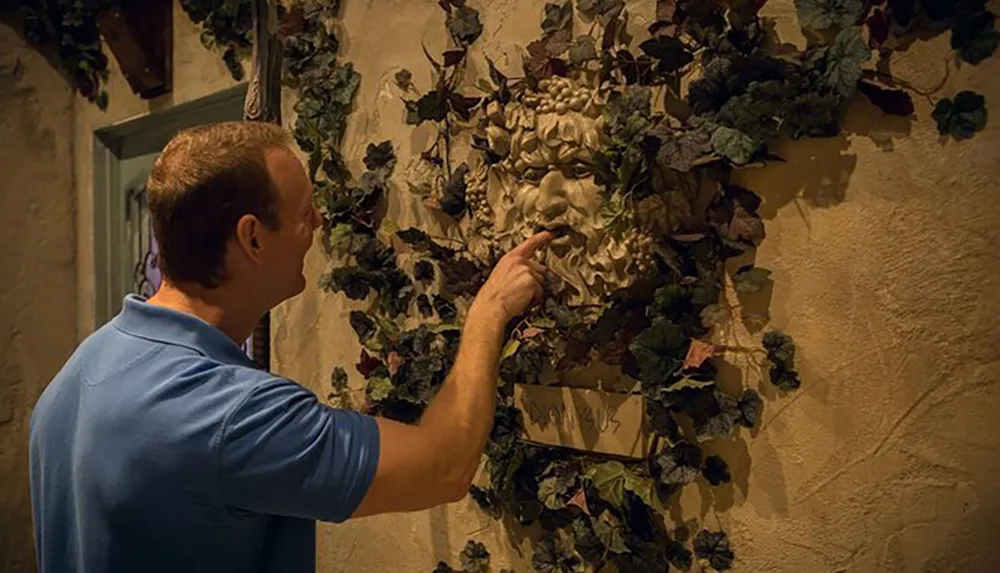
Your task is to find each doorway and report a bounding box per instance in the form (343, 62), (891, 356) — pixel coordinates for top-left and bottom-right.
(92, 84), (248, 338)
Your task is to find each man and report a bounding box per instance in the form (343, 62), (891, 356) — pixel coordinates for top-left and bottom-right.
(28, 121), (553, 573)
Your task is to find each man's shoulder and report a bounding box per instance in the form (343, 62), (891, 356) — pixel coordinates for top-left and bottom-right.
(38, 323), (291, 423)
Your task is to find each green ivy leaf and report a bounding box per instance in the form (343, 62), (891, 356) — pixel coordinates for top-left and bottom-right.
(696, 390), (741, 441)
(416, 293), (434, 318)
(585, 461), (628, 507)
(821, 27), (871, 98)
(600, 191), (635, 239)
(794, 0), (865, 30)
(459, 540), (490, 573)
(397, 228), (456, 259)
(433, 295), (458, 322)
(763, 330), (802, 391)
(394, 69), (413, 90)
(584, 461), (663, 512)
(349, 311), (377, 344)
(532, 533), (585, 573)
(326, 223), (355, 249)
(538, 471), (576, 509)
(693, 530), (735, 571)
(447, 5), (484, 47)
(543, 1), (575, 34)
(711, 126), (758, 165)
(932, 91), (989, 140)
(654, 117), (716, 172)
(737, 388), (763, 427)
(652, 442), (702, 490)
(440, 164), (470, 217)
(414, 261), (435, 282)
(951, 5), (999, 65)
(329, 367), (349, 403)
(707, 185), (766, 255)
(364, 140), (397, 173)
(638, 35), (694, 73)
(784, 91), (844, 138)
(666, 539), (693, 571)
(629, 317), (688, 391)
(439, 257), (489, 298)
(592, 513), (630, 554)
(367, 376), (393, 401)
(569, 35), (599, 65)
(322, 267), (374, 300)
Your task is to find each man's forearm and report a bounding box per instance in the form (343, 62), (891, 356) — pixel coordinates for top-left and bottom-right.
(417, 306), (507, 493)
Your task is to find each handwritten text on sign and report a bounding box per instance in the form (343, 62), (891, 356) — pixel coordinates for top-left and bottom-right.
(514, 384), (649, 459)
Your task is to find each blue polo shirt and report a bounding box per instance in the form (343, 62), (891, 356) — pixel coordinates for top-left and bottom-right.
(29, 295), (380, 573)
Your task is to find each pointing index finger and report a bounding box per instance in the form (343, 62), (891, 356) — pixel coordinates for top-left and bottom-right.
(510, 230), (555, 257)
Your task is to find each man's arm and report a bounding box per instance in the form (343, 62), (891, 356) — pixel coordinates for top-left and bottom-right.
(350, 231), (553, 517)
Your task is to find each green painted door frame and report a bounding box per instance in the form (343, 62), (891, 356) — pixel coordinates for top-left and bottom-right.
(91, 84), (249, 328)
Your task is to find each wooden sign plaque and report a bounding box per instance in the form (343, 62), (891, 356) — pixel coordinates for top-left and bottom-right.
(513, 384), (650, 459)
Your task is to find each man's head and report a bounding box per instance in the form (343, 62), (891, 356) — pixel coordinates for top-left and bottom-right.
(147, 121), (319, 308)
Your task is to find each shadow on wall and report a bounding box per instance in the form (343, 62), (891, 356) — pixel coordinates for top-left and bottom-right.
(739, 97), (916, 221)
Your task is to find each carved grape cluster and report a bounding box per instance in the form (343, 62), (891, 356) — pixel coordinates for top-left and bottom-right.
(524, 77), (594, 115)
(466, 169), (494, 238)
(622, 230), (656, 274)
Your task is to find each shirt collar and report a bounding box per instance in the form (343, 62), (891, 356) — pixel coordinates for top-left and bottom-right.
(112, 294), (257, 367)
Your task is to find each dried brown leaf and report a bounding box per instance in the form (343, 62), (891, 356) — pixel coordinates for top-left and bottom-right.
(683, 339), (717, 370)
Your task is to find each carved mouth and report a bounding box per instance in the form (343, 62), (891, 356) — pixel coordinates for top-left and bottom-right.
(534, 222), (583, 248)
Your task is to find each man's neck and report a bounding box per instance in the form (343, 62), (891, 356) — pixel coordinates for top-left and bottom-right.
(146, 281), (262, 345)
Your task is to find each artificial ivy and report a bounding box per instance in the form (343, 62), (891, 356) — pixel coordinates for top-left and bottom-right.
(177, 0), (257, 81)
(8, 0), (993, 570)
(10, 0), (111, 109)
(295, 1), (998, 572)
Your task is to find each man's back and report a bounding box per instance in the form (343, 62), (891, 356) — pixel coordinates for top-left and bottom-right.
(29, 295), (379, 573)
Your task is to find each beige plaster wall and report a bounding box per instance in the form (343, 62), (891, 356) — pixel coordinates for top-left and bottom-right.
(270, 1), (1000, 572)
(7, 0), (996, 570)
(0, 22), (77, 572)
(1, 1), (243, 567)
(72, 0), (243, 337)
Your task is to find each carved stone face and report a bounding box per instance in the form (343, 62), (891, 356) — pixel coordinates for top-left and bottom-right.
(466, 76), (647, 306)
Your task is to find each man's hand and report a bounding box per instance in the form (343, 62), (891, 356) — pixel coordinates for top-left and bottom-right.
(469, 231), (554, 327)
(349, 231), (555, 519)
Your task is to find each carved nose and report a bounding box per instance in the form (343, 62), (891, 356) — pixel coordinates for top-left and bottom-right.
(538, 194), (568, 219)
(537, 169), (569, 219)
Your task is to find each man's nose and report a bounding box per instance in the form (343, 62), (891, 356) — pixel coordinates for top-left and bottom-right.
(309, 204), (322, 231)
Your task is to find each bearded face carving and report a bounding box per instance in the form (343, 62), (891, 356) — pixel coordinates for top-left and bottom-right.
(464, 76), (654, 306)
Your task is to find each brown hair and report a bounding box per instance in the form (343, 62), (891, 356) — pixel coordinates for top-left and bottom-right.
(146, 120), (292, 289)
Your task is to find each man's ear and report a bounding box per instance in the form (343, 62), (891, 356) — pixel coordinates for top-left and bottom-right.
(235, 214), (264, 263)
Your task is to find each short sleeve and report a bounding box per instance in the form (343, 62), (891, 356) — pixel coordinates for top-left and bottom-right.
(217, 376), (380, 523)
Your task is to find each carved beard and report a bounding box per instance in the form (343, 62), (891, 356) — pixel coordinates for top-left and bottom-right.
(493, 168), (635, 307)
(474, 77), (641, 306)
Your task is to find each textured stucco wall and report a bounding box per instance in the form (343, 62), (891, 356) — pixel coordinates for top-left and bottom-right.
(270, 1), (1000, 572)
(73, 0), (243, 337)
(1, 1), (243, 568)
(0, 22), (76, 573)
(8, 0), (997, 571)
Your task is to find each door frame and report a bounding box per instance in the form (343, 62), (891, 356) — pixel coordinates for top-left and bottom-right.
(92, 84), (248, 327)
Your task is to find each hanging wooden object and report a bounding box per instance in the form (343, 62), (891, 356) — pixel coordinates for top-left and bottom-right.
(244, 0), (284, 370)
(93, 0), (172, 99)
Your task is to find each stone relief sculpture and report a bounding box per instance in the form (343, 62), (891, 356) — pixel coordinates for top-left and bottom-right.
(470, 76), (655, 307)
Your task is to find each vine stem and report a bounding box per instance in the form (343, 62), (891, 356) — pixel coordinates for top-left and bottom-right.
(443, 116), (453, 177)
